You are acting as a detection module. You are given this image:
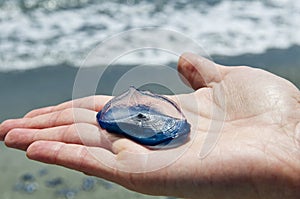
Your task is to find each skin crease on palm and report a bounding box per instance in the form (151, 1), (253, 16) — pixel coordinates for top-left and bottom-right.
(0, 52), (300, 199)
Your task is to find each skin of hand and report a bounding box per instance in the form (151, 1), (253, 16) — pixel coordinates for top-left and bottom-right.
(0, 52), (300, 199)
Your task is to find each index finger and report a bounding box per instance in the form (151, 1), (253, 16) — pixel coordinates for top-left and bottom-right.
(24, 95), (112, 118)
(26, 141), (117, 179)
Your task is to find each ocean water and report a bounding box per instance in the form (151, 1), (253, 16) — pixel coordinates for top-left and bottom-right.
(0, 0), (299, 71)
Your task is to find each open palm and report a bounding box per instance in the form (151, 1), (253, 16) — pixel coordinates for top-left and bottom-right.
(1, 53), (299, 199)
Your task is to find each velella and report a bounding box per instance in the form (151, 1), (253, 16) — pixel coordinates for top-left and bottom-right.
(96, 86), (191, 149)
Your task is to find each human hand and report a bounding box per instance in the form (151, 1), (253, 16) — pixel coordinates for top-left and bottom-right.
(1, 53), (300, 199)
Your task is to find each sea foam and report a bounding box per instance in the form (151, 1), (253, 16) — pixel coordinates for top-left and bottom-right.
(0, 0), (299, 71)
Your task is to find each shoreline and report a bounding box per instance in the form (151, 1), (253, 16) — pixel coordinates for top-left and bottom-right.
(1, 46), (299, 123)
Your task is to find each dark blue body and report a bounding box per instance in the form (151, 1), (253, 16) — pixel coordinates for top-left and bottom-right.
(96, 107), (191, 148)
(96, 87), (191, 149)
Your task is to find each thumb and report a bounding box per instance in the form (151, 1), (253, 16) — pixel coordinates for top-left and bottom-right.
(177, 52), (224, 90)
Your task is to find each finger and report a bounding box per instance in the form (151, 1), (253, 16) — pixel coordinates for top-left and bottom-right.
(177, 52), (226, 90)
(26, 141), (116, 179)
(24, 95), (112, 118)
(23, 106), (56, 118)
(5, 123), (113, 151)
(0, 108), (97, 140)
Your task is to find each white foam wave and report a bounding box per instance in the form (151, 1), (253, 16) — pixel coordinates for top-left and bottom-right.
(0, 0), (299, 71)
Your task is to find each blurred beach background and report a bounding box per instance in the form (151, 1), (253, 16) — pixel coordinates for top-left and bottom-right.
(0, 0), (299, 198)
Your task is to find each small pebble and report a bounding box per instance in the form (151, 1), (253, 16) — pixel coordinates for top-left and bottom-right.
(24, 183), (38, 194)
(38, 168), (49, 177)
(21, 173), (35, 182)
(13, 182), (38, 194)
(45, 177), (64, 187)
(55, 188), (78, 199)
(82, 177), (97, 191)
